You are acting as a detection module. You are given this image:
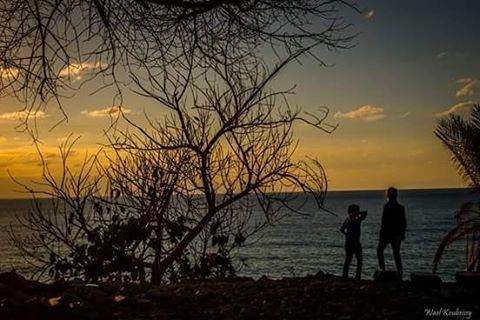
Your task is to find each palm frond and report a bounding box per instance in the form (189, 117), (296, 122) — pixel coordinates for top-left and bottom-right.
(470, 105), (480, 129)
(435, 104), (480, 189)
(432, 216), (480, 273)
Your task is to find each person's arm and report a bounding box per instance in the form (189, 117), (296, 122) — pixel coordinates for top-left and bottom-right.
(359, 211), (368, 221)
(340, 220), (347, 235)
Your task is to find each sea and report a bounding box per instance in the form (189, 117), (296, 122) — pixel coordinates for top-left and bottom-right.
(0, 188), (478, 282)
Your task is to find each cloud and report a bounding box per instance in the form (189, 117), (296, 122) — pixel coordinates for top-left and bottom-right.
(456, 78), (478, 98)
(0, 110), (48, 121)
(435, 101), (475, 117)
(59, 62), (103, 80)
(436, 52), (447, 59)
(334, 105), (385, 122)
(81, 106), (133, 118)
(399, 111), (411, 118)
(0, 149), (61, 170)
(364, 10), (374, 20)
(0, 136), (7, 143)
(0, 67), (19, 79)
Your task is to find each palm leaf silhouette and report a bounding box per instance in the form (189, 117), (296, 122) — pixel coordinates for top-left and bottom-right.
(432, 214), (480, 273)
(433, 104), (480, 273)
(435, 105), (480, 189)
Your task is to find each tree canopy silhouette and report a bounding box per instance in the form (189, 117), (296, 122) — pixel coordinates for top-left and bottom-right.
(0, 0), (357, 114)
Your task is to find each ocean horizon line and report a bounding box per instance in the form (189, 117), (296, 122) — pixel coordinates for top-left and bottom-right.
(0, 186), (474, 201)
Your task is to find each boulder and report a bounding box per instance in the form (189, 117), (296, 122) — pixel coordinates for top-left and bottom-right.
(373, 270), (401, 282)
(410, 272), (442, 289)
(456, 272), (480, 290)
(257, 275), (271, 283)
(0, 271), (27, 286)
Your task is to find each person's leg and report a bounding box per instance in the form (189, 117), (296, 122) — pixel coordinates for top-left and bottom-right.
(343, 245), (353, 278)
(355, 243), (363, 280)
(392, 239), (403, 278)
(377, 238), (388, 271)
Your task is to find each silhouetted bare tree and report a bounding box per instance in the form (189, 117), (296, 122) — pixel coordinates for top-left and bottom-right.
(0, 0), (357, 114)
(111, 50), (335, 283)
(12, 52), (334, 283)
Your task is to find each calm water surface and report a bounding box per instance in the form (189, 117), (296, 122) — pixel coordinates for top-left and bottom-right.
(0, 189), (477, 281)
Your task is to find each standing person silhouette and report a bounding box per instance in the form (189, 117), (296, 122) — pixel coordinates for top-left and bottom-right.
(341, 204), (368, 280)
(377, 187), (406, 279)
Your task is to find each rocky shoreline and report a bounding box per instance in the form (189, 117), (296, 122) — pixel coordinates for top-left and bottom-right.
(0, 271), (478, 320)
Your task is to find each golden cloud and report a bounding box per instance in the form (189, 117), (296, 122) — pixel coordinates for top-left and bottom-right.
(0, 66), (19, 79)
(334, 105), (385, 122)
(59, 62), (104, 79)
(0, 110), (48, 121)
(456, 78), (478, 98)
(435, 101), (475, 117)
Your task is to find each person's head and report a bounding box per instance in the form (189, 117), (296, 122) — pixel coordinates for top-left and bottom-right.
(348, 204), (360, 217)
(386, 187), (398, 202)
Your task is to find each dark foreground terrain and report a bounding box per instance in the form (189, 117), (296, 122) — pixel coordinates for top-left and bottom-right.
(0, 271), (478, 320)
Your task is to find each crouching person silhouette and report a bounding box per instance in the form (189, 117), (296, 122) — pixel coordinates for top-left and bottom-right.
(340, 204), (367, 279)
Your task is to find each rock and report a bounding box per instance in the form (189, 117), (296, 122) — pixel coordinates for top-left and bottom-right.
(315, 270), (325, 278)
(143, 288), (170, 301)
(410, 272), (442, 289)
(456, 272), (480, 289)
(0, 272), (478, 320)
(374, 270), (401, 282)
(439, 286), (453, 298)
(359, 284), (369, 291)
(135, 297), (151, 304)
(70, 279), (86, 287)
(0, 283), (9, 295)
(0, 271), (27, 287)
(239, 306), (257, 320)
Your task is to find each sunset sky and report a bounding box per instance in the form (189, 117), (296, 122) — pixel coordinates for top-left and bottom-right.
(1, 0), (479, 198)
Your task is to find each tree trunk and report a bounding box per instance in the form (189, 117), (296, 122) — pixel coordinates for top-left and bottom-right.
(151, 208), (216, 283)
